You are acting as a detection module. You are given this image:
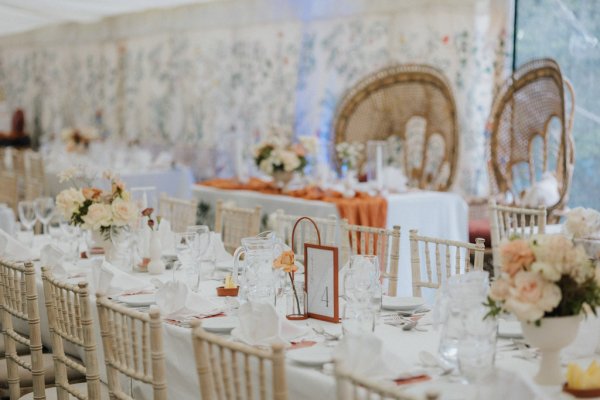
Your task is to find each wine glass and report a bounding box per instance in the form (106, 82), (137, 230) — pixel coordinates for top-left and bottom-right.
(18, 201), (37, 232)
(174, 232), (198, 288)
(130, 186), (158, 211)
(187, 225), (214, 280)
(48, 214), (64, 245)
(34, 197), (55, 234)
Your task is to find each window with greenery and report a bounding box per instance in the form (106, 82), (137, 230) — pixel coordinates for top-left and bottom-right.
(515, 0), (600, 209)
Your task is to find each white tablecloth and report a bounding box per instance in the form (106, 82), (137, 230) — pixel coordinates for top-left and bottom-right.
(193, 186), (468, 296)
(44, 166), (195, 199)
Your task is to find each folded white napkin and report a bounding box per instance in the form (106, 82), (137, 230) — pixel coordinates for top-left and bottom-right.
(40, 244), (64, 268)
(89, 260), (153, 296)
(230, 302), (307, 346)
(333, 333), (406, 380)
(155, 280), (223, 320)
(0, 229), (36, 260)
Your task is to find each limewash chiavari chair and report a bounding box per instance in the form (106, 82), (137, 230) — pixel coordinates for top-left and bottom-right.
(36, 267), (106, 400)
(0, 170), (19, 214)
(341, 222), (401, 296)
(191, 320), (287, 400)
(334, 361), (437, 400)
(409, 230), (485, 297)
(271, 210), (340, 261)
(488, 199), (546, 277)
(0, 260), (45, 399)
(95, 295), (167, 400)
(214, 200), (262, 254)
(158, 193), (197, 232)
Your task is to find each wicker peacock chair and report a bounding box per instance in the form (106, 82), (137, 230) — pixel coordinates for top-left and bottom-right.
(333, 64), (459, 191)
(487, 58), (575, 221)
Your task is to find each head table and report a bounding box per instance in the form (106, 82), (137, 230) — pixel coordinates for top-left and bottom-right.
(8, 235), (594, 400)
(193, 184), (468, 297)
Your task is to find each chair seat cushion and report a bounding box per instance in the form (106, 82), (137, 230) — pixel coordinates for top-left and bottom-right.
(19, 381), (109, 400)
(0, 353), (85, 388)
(469, 219), (491, 248)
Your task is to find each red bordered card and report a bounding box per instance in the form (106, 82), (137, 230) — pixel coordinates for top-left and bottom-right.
(304, 243), (339, 323)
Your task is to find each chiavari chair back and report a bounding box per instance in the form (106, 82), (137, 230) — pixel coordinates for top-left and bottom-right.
(409, 230), (485, 297)
(41, 268), (102, 399)
(271, 210), (340, 262)
(191, 320), (287, 400)
(0, 260), (45, 399)
(341, 222), (401, 296)
(158, 193), (197, 232)
(488, 199), (546, 277)
(215, 200), (262, 254)
(95, 296), (166, 400)
(334, 361), (438, 400)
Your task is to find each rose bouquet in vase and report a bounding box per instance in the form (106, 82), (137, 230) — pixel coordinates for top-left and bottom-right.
(564, 207), (600, 261)
(56, 171), (139, 258)
(485, 234), (600, 385)
(253, 127), (317, 189)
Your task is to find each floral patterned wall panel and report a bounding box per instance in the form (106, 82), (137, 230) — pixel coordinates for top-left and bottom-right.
(0, 0), (511, 195)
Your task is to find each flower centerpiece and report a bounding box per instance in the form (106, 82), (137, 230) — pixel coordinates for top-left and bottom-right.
(564, 207), (600, 261)
(253, 127), (317, 188)
(485, 234), (600, 385)
(273, 250), (306, 320)
(56, 171), (139, 255)
(336, 141), (365, 182)
(61, 127), (99, 153)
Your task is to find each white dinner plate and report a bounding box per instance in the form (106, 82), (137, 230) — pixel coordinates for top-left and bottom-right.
(286, 344), (332, 367)
(116, 294), (156, 307)
(382, 296), (425, 311)
(202, 316), (239, 334)
(498, 319), (523, 339)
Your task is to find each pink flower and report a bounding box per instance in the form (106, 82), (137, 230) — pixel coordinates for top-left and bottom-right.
(489, 278), (510, 301)
(500, 239), (535, 276)
(505, 271), (561, 322)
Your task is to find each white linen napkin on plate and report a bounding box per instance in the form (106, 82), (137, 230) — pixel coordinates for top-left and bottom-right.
(333, 333), (407, 380)
(0, 229), (36, 260)
(155, 280), (223, 320)
(230, 302), (307, 346)
(89, 260), (153, 296)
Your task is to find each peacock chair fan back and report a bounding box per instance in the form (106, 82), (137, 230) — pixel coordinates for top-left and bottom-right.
(333, 64), (459, 191)
(488, 58), (575, 219)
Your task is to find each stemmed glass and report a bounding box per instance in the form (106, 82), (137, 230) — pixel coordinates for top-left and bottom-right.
(34, 197), (55, 234)
(342, 255), (381, 334)
(18, 200), (37, 232)
(187, 225), (214, 281)
(174, 232), (197, 286)
(47, 214), (64, 245)
(130, 187), (158, 211)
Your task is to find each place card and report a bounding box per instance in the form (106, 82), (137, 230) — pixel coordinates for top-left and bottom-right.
(304, 243), (339, 323)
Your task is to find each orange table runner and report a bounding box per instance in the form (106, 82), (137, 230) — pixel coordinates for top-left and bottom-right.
(199, 178), (387, 228)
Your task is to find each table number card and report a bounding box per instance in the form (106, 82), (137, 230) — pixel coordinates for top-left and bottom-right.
(304, 243), (339, 322)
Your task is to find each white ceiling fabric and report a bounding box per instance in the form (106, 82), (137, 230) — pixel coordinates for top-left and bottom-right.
(0, 0), (218, 37)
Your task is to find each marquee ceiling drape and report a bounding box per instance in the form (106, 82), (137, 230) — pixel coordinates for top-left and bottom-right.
(0, 0), (218, 36)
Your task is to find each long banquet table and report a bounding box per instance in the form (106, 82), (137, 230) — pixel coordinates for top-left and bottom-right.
(193, 185), (468, 297)
(13, 235), (597, 400)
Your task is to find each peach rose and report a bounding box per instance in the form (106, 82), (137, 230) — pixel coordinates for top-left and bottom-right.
(500, 239), (535, 276)
(82, 187), (103, 200)
(273, 250), (298, 273)
(505, 271), (561, 322)
(111, 198), (138, 226)
(489, 278), (511, 301)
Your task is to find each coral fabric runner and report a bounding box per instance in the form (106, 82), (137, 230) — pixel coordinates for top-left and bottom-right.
(200, 178), (388, 228)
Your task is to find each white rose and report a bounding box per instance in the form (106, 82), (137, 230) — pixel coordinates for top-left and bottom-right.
(259, 158), (274, 174)
(280, 150), (300, 172)
(82, 203), (113, 231)
(531, 261), (561, 282)
(111, 198), (139, 226)
(56, 188), (86, 218)
(299, 136), (318, 154)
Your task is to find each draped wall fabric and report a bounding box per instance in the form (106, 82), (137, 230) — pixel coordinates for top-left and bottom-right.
(0, 0), (512, 195)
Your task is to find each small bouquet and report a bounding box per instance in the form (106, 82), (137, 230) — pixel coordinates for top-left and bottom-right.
(485, 234), (600, 324)
(336, 141), (364, 170)
(564, 207), (600, 240)
(253, 129), (317, 176)
(61, 127), (99, 152)
(56, 171), (139, 238)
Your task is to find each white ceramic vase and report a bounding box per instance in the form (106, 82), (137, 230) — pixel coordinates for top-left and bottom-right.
(521, 314), (582, 385)
(271, 170), (293, 189)
(147, 230), (165, 275)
